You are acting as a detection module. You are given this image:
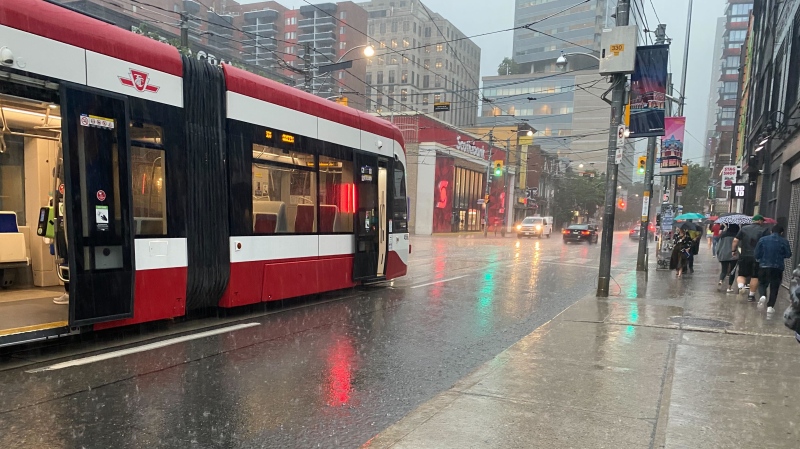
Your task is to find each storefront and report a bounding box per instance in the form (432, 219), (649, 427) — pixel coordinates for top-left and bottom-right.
(394, 115), (509, 235)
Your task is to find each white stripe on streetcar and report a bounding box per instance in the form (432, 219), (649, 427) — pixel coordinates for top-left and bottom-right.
(410, 275), (468, 289)
(26, 322), (261, 373)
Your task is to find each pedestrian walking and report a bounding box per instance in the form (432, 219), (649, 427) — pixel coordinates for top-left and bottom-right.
(711, 222), (721, 255)
(716, 224), (739, 292)
(755, 224), (792, 315)
(731, 214), (770, 300)
(671, 228), (694, 278)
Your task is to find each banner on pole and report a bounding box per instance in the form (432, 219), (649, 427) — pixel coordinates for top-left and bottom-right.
(628, 45), (669, 138)
(659, 116), (685, 175)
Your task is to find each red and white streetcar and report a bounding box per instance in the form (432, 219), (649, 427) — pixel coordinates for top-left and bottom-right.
(0, 0), (408, 346)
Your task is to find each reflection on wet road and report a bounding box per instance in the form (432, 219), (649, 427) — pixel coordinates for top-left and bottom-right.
(0, 233), (639, 448)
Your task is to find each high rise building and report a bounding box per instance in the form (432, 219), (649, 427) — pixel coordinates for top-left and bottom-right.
(358, 0), (481, 127)
(59, 0), (370, 109)
(709, 1), (753, 196)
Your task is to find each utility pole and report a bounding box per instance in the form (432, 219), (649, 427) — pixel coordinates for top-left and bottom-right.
(504, 137), (511, 236)
(179, 11), (190, 51)
(484, 131), (494, 237)
(636, 24), (667, 272)
(596, 0), (630, 297)
(303, 43), (313, 93)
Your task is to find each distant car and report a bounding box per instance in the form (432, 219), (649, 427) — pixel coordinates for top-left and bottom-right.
(516, 216), (552, 238)
(629, 223), (656, 240)
(563, 224), (599, 244)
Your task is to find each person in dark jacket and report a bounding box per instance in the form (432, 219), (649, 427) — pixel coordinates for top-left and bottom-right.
(755, 224), (792, 314)
(716, 224), (739, 292)
(672, 228), (694, 277)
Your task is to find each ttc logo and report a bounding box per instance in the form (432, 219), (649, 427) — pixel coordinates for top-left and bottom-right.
(119, 69), (160, 93)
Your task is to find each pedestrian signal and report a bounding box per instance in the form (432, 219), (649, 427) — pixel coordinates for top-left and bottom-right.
(637, 156), (647, 174)
(493, 160), (504, 176)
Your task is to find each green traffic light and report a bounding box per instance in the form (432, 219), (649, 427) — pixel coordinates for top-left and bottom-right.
(494, 169), (502, 176)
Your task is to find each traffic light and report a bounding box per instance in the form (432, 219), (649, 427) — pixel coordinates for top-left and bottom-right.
(617, 198), (627, 210)
(493, 160), (504, 176)
(637, 156), (647, 175)
(677, 164), (689, 187)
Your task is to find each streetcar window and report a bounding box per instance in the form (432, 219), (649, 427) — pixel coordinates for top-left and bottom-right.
(131, 123), (167, 236)
(252, 144), (317, 234)
(392, 159), (408, 232)
(0, 134), (25, 224)
(319, 155), (354, 233)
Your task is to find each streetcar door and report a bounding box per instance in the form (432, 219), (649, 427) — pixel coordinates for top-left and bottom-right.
(61, 86), (135, 325)
(353, 153), (387, 280)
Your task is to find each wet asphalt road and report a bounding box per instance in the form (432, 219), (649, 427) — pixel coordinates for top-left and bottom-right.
(0, 232), (640, 448)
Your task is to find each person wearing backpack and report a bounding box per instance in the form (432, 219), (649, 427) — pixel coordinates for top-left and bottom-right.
(716, 224), (739, 292)
(755, 224), (792, 315)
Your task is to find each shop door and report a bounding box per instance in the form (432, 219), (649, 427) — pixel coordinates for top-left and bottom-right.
(61, 85), (135, 325)
(353, 153), (387, 280)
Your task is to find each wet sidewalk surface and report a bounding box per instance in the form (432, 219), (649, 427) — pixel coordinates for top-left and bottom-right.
(363, 254), (800, 448)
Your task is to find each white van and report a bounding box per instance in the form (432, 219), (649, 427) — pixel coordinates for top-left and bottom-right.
(516, 216), (553, 238)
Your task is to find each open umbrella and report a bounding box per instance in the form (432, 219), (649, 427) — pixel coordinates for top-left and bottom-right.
(675, 212), (706, 221)
(715, 214), (752, 225)
(763, 217), (777, 224)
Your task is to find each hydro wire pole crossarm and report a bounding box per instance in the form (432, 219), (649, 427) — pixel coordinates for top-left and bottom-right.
(636, 24), (667, 272)
(596, 0), (631, 297)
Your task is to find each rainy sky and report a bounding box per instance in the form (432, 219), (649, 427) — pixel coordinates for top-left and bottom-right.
(255, 0), (729, 163)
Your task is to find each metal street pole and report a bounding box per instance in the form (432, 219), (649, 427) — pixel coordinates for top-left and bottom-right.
(678, 0), (692, 117)
(484, 131), (494, 237)
(636, 24), (667, 272)
(503, 137), (511, 235)
(180, 11), (189, 50)
(303, 43), (313, 93)
(596, 0), (630, 297)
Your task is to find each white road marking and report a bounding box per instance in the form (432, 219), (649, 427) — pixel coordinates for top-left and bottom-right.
(410, 275), (468, 289)
(26, 322), (261, 373)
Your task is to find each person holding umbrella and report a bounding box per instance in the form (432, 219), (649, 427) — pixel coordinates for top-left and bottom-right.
(731, 214), (770, 301)
(715, 224), (740, 292)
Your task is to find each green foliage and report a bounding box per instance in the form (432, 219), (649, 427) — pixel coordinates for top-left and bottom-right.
(497, 57), (523, 76)
(552, 174), (606, 228)
(680, 163), (712, 212)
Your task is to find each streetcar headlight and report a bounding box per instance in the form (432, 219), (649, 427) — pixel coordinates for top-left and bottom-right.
(516, 225), (521, 230)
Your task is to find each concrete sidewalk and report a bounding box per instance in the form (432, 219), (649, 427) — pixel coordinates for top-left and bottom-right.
(363, 255), (800, 448)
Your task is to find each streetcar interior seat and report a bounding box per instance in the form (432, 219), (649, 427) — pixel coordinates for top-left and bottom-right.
(294, 204), (315, 233)
(253, 201), (287, 233)
(319, 205), (338, 233)
(0, 212), (30, 268)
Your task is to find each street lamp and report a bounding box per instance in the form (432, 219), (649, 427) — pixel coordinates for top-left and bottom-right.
(335, 44), (375, 63)
(555, 51), (601, 70)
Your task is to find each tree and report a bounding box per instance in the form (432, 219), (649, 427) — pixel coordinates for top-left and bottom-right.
(552, 174), (606, 229)
(680, 163), (712, 212)
(497, 57), (523, 76)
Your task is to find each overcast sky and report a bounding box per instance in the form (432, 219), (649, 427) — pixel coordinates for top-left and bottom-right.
(251, 0), (728, 162)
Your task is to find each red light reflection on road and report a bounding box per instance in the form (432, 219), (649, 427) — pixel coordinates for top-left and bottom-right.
(326, 337), (356, 407)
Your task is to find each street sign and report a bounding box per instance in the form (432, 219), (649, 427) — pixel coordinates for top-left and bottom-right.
(640, 192), (650, 221)
(732, 183), (747, 198)
(721, 165), (737, 191)
(615, 124), (625, 164)
(477, 199), (485, 204)
(433, 102), (451, 112)
(316, 60), (353, 74)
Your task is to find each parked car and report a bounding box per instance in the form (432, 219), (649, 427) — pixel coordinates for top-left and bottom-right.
(562, 224), (599, 244)
(516, 216), (552, 238)
(629, 223), (656, 240)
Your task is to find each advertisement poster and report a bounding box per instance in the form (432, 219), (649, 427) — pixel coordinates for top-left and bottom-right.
(720, 165), (737, 191)
(660, 117), (685, 175)
(628, 45), (669, 138)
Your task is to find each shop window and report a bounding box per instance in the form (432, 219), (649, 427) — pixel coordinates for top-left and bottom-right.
(252, 141), (317, 234)
(319, 154), (354, 232)
(130, 123), (167, 235)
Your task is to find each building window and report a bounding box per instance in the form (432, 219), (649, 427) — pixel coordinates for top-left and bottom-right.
(401, 88), (408, 101)
(392, 22), (398, 32)
(422, 94), (429, 105)
(377, 56), (385, 65)
(380, 23), (386, 34)
(435, 59), (443, 69)
(391, 39), (398, 48)
(366, 73), (372, 84)
(424, 27), (431, 37)
(436, 44), (443, 52)
(390, 55), (398, 65)
(423, 75), (429, 88)
(388, 96), (394, 108)
(252, 143), (317, 234)
(434, 93), (441, 103)
(339, 11), (347, 19)
(403, 21), (410, 32)
(723, 81), (738, 93)
(435, 75), (441, 87)
(369, 24), (375, 35)
(388, 70), (395, 84)
(377, 71), (384, 84)
(402, 56), (409, 64)
(377, 97), (383, 110)
(338, 71), (345, 80)
(424, 59), (430, 69)
(401, 70), (408, 83)
(340, 41), (347, 49)
(340, 26), (346, 34)
(403, 38), (410, 48)
(413, 22), (417, 33)
(380, 40), (386, 48)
